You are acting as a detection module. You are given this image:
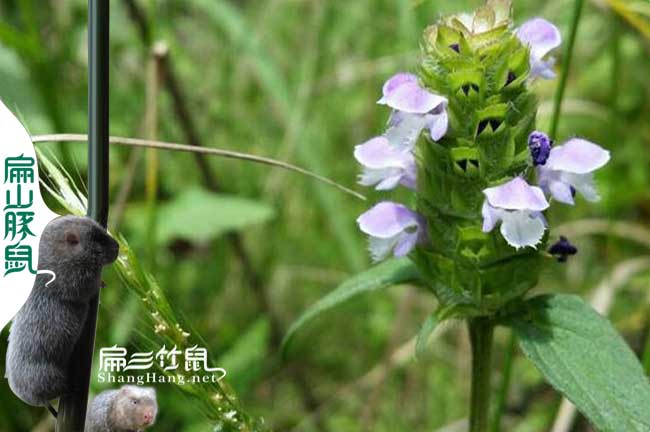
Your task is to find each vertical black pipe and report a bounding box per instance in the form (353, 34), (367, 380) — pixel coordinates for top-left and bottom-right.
(87, 0), (110, 228)
(56, 0), (109, 430)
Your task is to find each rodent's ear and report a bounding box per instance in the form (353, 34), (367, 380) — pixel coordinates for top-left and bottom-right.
(64, 230), (80, 246)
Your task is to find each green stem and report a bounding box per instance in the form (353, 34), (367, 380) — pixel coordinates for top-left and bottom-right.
(549, 0), (585, 139)
(490, 332), (516, 432)
(469, 318), (495, 432)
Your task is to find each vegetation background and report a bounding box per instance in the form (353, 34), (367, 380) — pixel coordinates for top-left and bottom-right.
(0, 0), (649, 431)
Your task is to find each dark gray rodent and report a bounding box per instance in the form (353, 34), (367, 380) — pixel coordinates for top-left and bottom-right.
(5, 215), (119, 406)
(85, 385), (157, 432)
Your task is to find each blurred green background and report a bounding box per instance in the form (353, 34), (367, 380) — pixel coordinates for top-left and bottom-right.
(0, 0), (649, 431)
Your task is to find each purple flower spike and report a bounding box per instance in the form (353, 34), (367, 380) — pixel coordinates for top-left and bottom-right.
(357, 202), (426, 262)
(548, 236), (578, 262)
(516, 18), (562, 80)
(537, 138), (610, 205)
(354, 136), (416, 190)
(482, 177), (550, 249)
(528, 130), (552, 166)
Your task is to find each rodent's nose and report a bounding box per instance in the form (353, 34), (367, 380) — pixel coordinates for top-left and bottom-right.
(143, 412), (153, 424)
(104, 236), (119, 264)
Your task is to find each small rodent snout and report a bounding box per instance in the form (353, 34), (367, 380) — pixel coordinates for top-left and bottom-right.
(101, 233), (119, 264)
(143, 409), (154, 424)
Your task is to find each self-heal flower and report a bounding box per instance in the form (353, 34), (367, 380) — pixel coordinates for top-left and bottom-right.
(537, 138), (610, 205)
(357, 201), (426, 262)
(516, 18), (561, 80)
(354, 136), (416, 190)
(482, 177), (550, 249)
(378, 73), (448, 150)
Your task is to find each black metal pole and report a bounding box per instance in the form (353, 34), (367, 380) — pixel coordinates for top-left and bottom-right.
(56, 0), (109, 430)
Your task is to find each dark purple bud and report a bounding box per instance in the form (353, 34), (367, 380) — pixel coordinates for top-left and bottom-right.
(528, 131), (552, 166)
(505, 71), (517, 86)
(450, 43), (460, 53)
(548, 236), (578, 263)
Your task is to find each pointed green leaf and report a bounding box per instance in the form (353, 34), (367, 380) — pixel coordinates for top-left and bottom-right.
(125, 188), (275, 244)
(281, 258), (421, 358)
(158, 188), (275, 243)
(510, 294), (650, 432)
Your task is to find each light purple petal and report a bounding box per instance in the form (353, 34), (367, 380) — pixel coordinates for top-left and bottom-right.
(481, 201), (501, 233)
(499, 210), (546, 249)
(374, 175), (403, 190)
(360, 203), (425, 261)
(393, 231), (419, 257)
(354, 137), (406, 169)
(426, 108), (449, 141)
(545, 138), (610, 174)
(354, 136), (416, 190)
(381, 73), (418, 96)
(564, 172), (600, 202)
(531, 58), (557, 80)
(482, 201), (548, 248)
(359, 167), (414, 190)
(547, 178), (575, 205)
(378, 74), (447, 114)
(538, 167), (601, 205)
(385, 112), (429, 151)
(387, 110), (405, 128)
(368, 236), (398, 262)
(357, 202), (421, 239)
(483, 177), (549, 212)
(399, 162), (417, 189)
(516, 18), (561, 61)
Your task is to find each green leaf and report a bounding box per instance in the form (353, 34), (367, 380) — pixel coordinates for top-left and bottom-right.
(281, 258), (421, 358)
(510, 294), (650, 432)
(129, 188), (275, 244)
(415, 313), (439, 360)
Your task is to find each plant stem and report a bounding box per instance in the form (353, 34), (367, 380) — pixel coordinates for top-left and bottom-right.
(490, 332), (516, 432)
(31, 133), (365, 200)
(469, 318), (495, 432)
(549, 0), (585, 139)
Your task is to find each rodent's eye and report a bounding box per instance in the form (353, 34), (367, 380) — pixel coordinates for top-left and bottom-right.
(131, 398), (138, 405)
(65, 231), (80, 245)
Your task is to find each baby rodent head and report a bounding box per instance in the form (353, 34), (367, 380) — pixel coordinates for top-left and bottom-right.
(112, 385), (158, 430)
(40, 215), (119, 268)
